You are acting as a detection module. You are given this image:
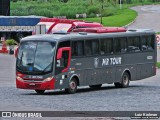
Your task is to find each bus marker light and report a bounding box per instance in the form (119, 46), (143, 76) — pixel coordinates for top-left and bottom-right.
(62, 75), (65, 79)
(16, 76), (23, 81)
(147, 56), (153, 60)
(60, 80), (63, 85)
(70, 71), (75, 73)
(44, 77), (53, 82)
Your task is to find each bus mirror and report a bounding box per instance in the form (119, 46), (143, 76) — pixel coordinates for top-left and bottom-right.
(15, 47), (19, 58)
(57, 48), (63, 60)
(56, 47), (71, 73)
(56, 47), (71, 60)
(56, 58), (65, 68)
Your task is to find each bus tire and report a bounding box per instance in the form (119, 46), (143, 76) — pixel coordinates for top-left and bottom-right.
(89, 84), (102, 89)
(65, 78), (77, 94)
(114, 72), (130, 88)
(114, 82), (122, 88)
(35, 90), (45, 94)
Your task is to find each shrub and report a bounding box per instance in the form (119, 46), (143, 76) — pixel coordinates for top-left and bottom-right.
(6, 39), (18, 46)
(88, 13), (96, 18)
(102, 7), (116, 17)
(157, 62), (160, 68)
(88, 6), (100, 14)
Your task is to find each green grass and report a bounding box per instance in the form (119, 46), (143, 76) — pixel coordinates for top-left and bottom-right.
(82, 8), (137, 27)
(10, 0), (160, 27)
(156, 62), (160, 68)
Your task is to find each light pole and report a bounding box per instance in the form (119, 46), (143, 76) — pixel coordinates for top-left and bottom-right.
(120, 0), (122, 9)
(100, 0), (104, 24)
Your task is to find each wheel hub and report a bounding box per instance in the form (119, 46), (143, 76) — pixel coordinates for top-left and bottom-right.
(70, 81), (76, 89)
(123, 75), (128, 85)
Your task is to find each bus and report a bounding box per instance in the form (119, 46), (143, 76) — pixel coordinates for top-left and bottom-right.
(16, 29), (156, 94)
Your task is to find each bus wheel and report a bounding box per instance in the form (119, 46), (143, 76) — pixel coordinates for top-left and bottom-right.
(65, 78), (77, 94)
(114, 72), (130, 88)
(35, 90), (45, 94)
(89, 84), (102, 89)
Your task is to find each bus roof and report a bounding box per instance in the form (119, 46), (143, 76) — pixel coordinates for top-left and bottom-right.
(21, 29), (155, 43)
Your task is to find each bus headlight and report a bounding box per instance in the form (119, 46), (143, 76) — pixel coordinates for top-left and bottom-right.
(16, 76), (23, 81)
(44, 77), (53, 82)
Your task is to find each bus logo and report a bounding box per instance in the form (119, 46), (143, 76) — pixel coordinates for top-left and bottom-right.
(94, 58), (99, 68)
(2, 112), (11, 117)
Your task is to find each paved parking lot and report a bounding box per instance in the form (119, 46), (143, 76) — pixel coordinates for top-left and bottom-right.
(0, 51), (160, 114)
(128, 5), (160, 32)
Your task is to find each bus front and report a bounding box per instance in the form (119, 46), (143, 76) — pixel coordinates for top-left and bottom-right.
(16, 40), (56, 94)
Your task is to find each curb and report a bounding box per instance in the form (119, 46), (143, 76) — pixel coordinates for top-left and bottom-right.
(123, 17), (137, 28)
(123, 8), (138, 29)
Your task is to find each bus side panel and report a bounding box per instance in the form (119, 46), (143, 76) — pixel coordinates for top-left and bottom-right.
(115, 65), (136, 82)
(136, 64), (142, 80)
(106, 67), (116, 83)
(140, 63), (154, 79)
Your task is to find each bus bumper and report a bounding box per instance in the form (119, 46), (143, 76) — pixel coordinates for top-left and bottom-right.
(16, 78), (55, 90)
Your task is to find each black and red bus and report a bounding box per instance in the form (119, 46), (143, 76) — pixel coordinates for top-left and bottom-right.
(16, 29), (156, 94)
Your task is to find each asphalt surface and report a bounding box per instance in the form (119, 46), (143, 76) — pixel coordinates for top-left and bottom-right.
(0, 50), (160, 120)
(128, 5), (160, 32)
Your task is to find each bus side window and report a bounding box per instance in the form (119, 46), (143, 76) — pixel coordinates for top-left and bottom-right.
(106, 38), (113, 54)
(58, 41), (70, 49)
(92, 40), (99, 55)
(120, 38), (127, 53)
(58, 40), (71, 66)
(85, 39), (99, 56)
(149, 35), (154, 50)
(100, 38), (113, 55)
(128, 37), (141, 52)
(85, 41), (92, 56)
(72, 41), (84, 56)
(142, 35), (154, 51)
(114, 38), (127, 53)
(62, 51), (69, 68)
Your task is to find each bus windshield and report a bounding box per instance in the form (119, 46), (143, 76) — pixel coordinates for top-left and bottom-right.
(16, 41), (55, 74)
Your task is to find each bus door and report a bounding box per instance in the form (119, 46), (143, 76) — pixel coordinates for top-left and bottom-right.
(55, 41), (71, 76)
